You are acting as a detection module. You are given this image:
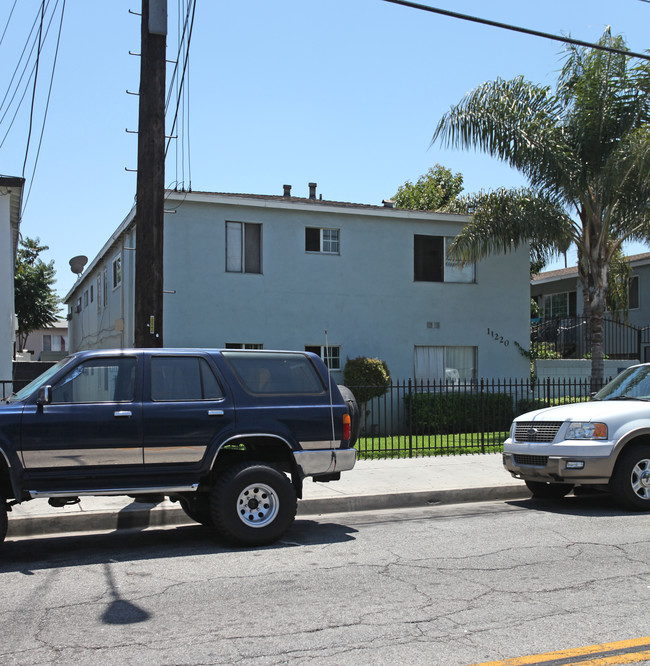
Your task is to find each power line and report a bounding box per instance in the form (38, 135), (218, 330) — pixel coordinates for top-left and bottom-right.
(381, 0), (650, 62)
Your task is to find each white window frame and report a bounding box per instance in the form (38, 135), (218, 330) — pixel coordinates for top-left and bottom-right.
(226, 221), (262, 274)
(305, 345), (341, 371)
(103, 268), (108, 307)
(414, 345), (477, 383)
(305, 227), (340, 255)
(112, 254), (122, 290)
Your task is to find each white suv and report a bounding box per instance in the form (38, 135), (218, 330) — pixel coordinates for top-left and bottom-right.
(503, 363), (650, 510)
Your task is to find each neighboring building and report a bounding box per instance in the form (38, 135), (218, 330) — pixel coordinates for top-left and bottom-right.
(21, 320), (69, 361)
(532, 253), (650, 329)
(0, 176), (23, 391)
(65, 184), (530, 381)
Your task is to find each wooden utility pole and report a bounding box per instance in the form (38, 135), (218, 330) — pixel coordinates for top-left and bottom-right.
(134, 0), (166, 347)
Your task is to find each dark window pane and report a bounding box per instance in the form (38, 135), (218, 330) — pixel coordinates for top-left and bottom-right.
(200, 359), (223, 399)
(52, 358), (136, 404)
(414, 235), (443, 282)
(223, 352), (325, 394)
(569, 291), (577, 316)
(630, 276), (639, 309)
(244, 223), (261, 273)
(305, 227), (320, 252)
(151, 357), (203, 401)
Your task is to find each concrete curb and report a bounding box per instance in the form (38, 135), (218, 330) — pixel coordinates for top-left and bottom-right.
(6, 484), (530, 539)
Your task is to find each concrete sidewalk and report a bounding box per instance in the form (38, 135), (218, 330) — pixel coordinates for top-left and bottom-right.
(5, 453), (530, 539)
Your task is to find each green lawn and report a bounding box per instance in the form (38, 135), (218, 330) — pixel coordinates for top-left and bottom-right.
(356, 432), (508, 459)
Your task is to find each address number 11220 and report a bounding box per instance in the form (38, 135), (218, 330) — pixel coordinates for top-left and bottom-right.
(487, 328), (509, 346)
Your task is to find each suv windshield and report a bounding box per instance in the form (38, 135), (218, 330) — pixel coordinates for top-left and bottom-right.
(6, 356), (73, 403)
(593, 365), (650, 401)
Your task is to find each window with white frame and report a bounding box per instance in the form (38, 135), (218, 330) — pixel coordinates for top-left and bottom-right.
(97, 275), (102, 313)
(103, 268), (108, 307)
(83, 290), (89, 308)
(305, 345), (341, 371)
(112, 254), (122, 289)
(414, 235), (475, 283)
(305, 227), (340, 254)
(226, 221), (262, 273)
(542, 291), (576, 318)
(414, 346), (477, 383)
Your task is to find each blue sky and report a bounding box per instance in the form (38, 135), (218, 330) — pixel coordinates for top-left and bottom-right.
(2, 0), (649, 299)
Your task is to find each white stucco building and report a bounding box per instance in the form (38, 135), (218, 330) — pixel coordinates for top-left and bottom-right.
(0, 176), (23, 392)
(65, 185), (530, 381)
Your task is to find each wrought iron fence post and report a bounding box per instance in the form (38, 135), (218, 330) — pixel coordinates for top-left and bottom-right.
(408, 378), (413, 458)
(480, 378), (485, 453)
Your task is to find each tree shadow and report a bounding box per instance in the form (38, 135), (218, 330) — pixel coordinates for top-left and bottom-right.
(506, 489), (642, 517)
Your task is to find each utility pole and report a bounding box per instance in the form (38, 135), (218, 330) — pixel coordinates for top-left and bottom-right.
(134, 0), (166, 347)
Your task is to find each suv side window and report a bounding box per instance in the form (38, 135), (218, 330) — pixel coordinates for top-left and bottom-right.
(222, 351), (325, 395)
(51, 357), (136, 404)
(151, 356), (223, 401)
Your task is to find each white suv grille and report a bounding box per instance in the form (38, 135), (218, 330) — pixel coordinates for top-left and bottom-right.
(514, 421), (563, 443)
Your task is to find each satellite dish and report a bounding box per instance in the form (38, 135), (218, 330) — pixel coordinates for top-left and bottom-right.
(69, 255), (88, 277)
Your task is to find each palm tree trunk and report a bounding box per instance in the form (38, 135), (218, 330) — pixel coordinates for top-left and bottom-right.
(587, 260), (608, 393)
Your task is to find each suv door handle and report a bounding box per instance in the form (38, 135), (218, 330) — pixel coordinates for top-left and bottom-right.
(208, 410), (224, 417)
(114, 411), (132, 418)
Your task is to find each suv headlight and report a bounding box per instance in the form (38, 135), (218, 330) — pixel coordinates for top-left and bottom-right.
(565, 422), (608, 440)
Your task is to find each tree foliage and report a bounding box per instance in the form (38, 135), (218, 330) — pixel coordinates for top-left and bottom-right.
(393, 164), (464, 211)
(342, 356), (391, 405)
(14, 237), (60, 351)
(432, 28), (650, 390)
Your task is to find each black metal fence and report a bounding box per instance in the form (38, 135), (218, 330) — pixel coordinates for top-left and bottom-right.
(531, 316), (650, 360)
(349, 377), (597, 459)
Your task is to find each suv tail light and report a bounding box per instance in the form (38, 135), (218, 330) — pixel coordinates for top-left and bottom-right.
(343, 413), (351, 441)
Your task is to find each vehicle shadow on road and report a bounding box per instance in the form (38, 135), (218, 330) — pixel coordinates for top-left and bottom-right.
(506, 490), (643, 517)
(0, 519), (358, 574)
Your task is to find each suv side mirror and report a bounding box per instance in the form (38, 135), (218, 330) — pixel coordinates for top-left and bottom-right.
(36, 385), (52, 405)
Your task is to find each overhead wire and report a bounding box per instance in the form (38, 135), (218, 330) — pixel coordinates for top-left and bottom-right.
(0, 0), (19, 49)
(22, 1), (45, 178)
(381, 0), (650, 61)
(21, 0), (66, 218)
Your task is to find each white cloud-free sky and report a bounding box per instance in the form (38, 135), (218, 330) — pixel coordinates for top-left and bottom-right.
(2, 0), (649, 299)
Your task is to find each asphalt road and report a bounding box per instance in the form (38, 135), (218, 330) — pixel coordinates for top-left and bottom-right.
(1, 493), (649, 665)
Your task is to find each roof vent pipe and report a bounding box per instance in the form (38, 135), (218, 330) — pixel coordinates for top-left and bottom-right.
(283, 184), (292, 197)
(308, 182), (317, 199)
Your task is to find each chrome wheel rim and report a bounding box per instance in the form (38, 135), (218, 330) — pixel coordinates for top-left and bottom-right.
(236, 482), (279, 528)
(631, 458), (650, 500)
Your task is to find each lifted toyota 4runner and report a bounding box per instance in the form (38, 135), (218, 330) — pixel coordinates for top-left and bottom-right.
(503, 363), (650, 509)
(0, 349), (360, 546)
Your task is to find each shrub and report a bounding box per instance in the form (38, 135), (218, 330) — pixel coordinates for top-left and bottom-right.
(404, 392), (514, 434)
(343, 357), (390, 405)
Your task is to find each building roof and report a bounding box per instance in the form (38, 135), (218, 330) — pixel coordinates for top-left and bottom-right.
(532, 251), (650, 285)
(0, 175), (24, 261)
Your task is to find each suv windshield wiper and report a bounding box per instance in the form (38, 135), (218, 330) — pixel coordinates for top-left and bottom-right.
(605, 396), (650, 401)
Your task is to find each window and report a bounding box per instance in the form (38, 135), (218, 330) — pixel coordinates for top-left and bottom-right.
(305, 227), (340, 254)
(225, 343), (264, 350)
(83, 290), (89, 308)
(90, 285), (94, 303)
(542, 292), (576, 318)
(223, 351), (325, 395)
(51, 357), (136, 403)
(112, 254), (122, 289)
(151, 356), (223, 401)
(414, 346), (477, 383)
(414, 235), (475, 283)
(97, 275), (102, 313)
(305, 345), (341, 371)
(43, 335), (52, 352)
(226, 221), (262, 273)
(629, 275), (639, 309)
(103, 268), (108, 307)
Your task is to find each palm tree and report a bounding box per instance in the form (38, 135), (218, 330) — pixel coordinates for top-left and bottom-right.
(433, 29), (650, 391)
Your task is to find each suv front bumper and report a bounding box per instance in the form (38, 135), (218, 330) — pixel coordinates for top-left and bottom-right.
(502, 452), (613, 484)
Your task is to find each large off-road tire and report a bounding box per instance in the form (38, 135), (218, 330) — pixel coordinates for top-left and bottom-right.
(610, 445), (650, 511)
(525, 480), (574, 499)
(178, 493), (213, 527)
(210, 462), (297, 546)
(0, 502), (7, 545)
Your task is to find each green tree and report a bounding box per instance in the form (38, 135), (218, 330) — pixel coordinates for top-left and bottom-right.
(14, 237), (60, 351)
(433, 29), (650, 391)
(393, 164), (464, 211)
